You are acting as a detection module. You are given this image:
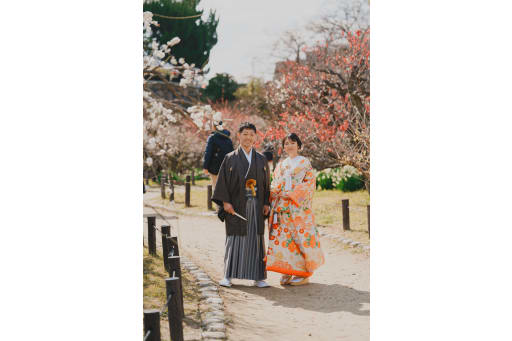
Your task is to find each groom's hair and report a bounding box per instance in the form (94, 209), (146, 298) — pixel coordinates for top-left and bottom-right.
(282, 133), (303, 149)
(238, 122), (257, 133)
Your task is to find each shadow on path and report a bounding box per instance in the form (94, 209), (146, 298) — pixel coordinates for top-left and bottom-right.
(232, 282), (369, 316)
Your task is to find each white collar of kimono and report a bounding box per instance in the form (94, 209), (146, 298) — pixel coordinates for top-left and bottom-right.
(283, 155), (304, 191)
(242, 147), (253, 166)
(285, 155), (304, 169)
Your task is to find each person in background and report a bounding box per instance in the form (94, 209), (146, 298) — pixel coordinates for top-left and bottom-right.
(203, 120), (234, 189)
(262, 144), (274, 174)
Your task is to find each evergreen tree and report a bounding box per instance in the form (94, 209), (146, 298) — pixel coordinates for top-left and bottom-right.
(204, 73), (239, 102)
(144, 0), (219, 71)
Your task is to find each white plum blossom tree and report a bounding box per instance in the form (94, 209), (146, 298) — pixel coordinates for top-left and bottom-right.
(187, 104), (223, 131)
(143, 11), (209, 175)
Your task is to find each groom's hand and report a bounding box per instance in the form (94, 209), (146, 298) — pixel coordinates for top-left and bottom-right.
(223, 202), (235, 215)
(263, 205), (270, 216)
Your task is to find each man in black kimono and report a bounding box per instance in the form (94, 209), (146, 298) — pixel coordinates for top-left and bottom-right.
(212, 122), (271, 288)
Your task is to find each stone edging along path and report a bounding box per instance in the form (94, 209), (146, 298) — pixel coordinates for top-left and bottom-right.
(144, 200), (227, 340)
(181, 256), (228, 341)
(318, 230), (370, 252)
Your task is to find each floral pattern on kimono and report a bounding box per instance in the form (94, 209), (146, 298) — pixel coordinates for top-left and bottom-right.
(265, 156), (325, 277)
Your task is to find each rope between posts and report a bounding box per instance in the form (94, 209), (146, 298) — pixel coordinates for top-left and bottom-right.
(146, 206), (180, 248)
(159, 292), (174, 315)
(150, 205), (183, 256)
(147, 225), (179, 249)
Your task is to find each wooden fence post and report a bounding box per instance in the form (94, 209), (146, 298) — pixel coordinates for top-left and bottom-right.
(185, 175), (191, 207)
(191, 169), (195, 185)
(143, 181), (146, 194)
(168, 254), (181, 278)
(147, 215), (157, 256)
(207, 185), (213, 210)
(166, 277), (184, 341)
(161, 175), (166, 199)
(143, 309), (161, 341)
(170, 237), (179, 256)
(168, 254), (184, 317)
(342, 199), (350, 231)
(145, 170), (150, 186)
(169, 237), (184, 316)
(161, 225), (171, 271)
(169, 179), (175, 202)
(367, 205), (370, 238)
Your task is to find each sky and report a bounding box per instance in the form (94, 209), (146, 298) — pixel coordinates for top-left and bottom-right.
(197, 0), (341, 83)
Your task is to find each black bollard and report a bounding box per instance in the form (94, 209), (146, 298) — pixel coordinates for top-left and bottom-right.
(185, 176), (191, 207)
(169, 179), (175, 202)
(169, 236), (183, 316)
(165, 277), (184, 341)
(161, 225), (171, 272)
(143, 309), (161, 341)
(168, 255), (184, 317)
(161, 176), (166, 199)
(144, 170), (150, 186)
(207, 185), (213, 210)
(147, 215), (157, 256)
(342, 199), (350, 231)
(170, 237), (180, 256)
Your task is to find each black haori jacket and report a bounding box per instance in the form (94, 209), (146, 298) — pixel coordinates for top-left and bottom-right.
(212, 147), (270, 236)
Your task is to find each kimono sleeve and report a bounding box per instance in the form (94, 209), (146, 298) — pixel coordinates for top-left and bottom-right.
(264, 159), (271, 206)
(211, 155), (231, 206)
(287, 159), (315, 207)
(269, 161), (282, 204)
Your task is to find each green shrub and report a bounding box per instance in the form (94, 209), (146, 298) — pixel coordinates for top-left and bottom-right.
(170, 173), (185, 182)
(316, 170), (335, 190)
(315, 166), (364, 192)
(168, 170), (208, 182)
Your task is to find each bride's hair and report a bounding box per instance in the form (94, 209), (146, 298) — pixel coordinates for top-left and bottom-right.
(282, 133), (302, 149)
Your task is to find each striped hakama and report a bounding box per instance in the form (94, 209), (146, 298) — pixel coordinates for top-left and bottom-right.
(223, 195), (266, 281)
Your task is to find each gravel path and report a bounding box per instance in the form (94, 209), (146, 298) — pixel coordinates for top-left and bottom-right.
(144, 191), (369, 341)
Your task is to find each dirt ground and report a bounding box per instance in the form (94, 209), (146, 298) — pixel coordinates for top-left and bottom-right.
(143, 190), (369, 341)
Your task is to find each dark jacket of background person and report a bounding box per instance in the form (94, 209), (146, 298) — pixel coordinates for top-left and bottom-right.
(203, 129), (234, 175)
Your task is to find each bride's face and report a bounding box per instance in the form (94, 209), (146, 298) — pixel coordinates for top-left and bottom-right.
(283, 138), (299, 155)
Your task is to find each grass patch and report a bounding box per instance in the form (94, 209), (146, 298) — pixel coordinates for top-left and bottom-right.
(143, 247), (202, 340)
(149, 184), (370, 243)
(313, 189), (369, 229)
(145, 178), (210, 188)
(192, 179), (211, 187)
(157, 186), (369, 232)
(169, 186), (214, 213)
(146, 179), (160, 187)
(143, 247), (168, 304)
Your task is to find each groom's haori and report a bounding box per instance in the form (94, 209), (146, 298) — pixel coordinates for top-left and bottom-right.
(212, 147), (270, 236)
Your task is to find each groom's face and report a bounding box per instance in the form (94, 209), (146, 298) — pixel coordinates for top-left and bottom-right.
(238, 128), (256, 149)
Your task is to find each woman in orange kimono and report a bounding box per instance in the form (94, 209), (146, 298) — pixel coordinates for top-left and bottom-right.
(266, 133), (325, 286)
